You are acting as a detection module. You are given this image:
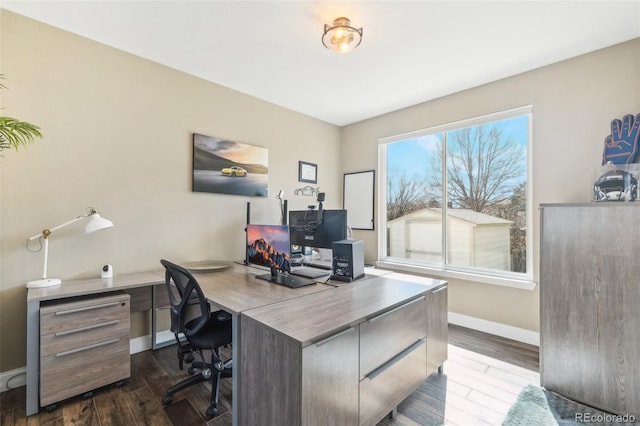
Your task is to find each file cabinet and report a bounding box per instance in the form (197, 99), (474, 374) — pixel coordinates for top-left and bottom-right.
(39, 292), (130, 407)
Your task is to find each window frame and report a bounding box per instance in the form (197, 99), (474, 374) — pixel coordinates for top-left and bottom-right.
(377, 106), (534, 290)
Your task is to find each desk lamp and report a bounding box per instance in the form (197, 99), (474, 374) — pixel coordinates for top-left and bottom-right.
(26, 207), (114, 288)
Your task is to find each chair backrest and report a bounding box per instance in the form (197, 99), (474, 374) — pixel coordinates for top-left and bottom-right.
(160, 259), (211, 338)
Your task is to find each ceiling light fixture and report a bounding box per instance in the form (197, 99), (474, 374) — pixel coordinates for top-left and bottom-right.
(322, 17), (363, 54)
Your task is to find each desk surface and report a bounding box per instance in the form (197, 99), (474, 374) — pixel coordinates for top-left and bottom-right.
(194, 263), (334, 315)
(26, 263), (392, 303)
(243, 274), (446, 346)
(27, 270), (165, 303)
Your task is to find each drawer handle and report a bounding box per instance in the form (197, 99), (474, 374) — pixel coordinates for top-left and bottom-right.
(55, 320), (120, 337)
(55, 301), (121, 316)
(368, 296), (426, 323)
(432, 286), (447, 294)
(55, 338), (120, 357)
(366, 338), (425, 380)
(314, 327), (355, 347)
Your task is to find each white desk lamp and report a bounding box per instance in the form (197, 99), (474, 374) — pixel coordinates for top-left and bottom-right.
(26, 207), (114, 288)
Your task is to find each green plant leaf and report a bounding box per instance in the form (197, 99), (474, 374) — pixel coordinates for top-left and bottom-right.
(0, 116), (42, 151)
(0, 74), (44, 152)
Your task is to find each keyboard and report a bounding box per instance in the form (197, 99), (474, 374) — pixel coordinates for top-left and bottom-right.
(275, 274), (317, 288)
(290, 267), (331, 279)
(255, 271), (317, 288)
(304, 262), (332, 270)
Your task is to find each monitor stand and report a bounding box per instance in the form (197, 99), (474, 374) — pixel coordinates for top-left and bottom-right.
(255, 267), (316, 288)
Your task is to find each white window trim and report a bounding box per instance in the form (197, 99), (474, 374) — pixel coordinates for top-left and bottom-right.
(378, 106), (533, 289)
(376, 259), (537, 290)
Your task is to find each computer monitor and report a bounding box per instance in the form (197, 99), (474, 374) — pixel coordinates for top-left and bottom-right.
(246, 223), (291, 272)
(246, 224), (315, 287)
(289, 209), (348, 250)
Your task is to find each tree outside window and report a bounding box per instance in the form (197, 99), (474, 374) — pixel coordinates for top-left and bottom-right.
(383, 111), (530, 276)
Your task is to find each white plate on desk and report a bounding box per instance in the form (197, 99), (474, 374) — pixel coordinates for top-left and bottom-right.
(183, 260), (233, 273)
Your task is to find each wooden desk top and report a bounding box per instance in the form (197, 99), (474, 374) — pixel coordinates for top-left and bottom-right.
(243, 274), (447, 346)
(194, 263), (334, 315)
(26, 263), (335, 314)
(27, 270), (165, 303)
(26, 264), (442, 335)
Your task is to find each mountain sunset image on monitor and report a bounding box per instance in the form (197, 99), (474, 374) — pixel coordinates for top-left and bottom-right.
(246, 224), (291, 272)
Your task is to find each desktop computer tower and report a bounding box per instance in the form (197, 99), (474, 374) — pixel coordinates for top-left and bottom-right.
(331, 239), (365, 282)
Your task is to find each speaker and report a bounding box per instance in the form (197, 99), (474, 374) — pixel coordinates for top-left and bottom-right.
(331, 239), (365, 282)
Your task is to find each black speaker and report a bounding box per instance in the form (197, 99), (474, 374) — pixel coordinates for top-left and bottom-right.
(331, 239), (365, 282)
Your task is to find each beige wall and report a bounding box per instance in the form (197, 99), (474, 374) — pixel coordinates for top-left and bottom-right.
(342, 38), (640, 332)
(2, 9), (639, 374)
(0, 11), (341, 372)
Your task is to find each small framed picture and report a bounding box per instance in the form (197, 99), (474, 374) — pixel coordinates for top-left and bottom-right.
(298, 161), (317, 184)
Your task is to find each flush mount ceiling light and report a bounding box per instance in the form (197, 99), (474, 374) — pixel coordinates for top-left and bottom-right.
(322, 17), (363, 54)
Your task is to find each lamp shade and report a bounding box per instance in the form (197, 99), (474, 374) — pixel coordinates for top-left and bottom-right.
(85, 213), (114, 234)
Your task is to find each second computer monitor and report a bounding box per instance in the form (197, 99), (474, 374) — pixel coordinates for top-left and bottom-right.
(289, 209), (347, 249)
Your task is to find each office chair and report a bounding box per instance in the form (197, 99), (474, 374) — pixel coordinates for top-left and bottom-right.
(160, 259), (233, 418)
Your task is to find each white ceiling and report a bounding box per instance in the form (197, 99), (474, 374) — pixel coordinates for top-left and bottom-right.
(3, 1), (640, 126)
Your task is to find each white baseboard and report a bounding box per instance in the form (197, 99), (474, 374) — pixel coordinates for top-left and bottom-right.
(1, 332), (176, 394)
(0, 367), (26, 393)
(448, 312), (539, 347)
(130, 330), (175, 354)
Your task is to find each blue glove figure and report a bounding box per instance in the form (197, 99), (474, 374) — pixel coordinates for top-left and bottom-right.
(602, 113), (640, 165)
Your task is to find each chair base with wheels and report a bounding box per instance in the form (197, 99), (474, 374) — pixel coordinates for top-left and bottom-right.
(161, 334), (232, 417)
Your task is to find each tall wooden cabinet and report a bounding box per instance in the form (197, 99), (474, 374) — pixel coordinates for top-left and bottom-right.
(540, 203), (640, 417)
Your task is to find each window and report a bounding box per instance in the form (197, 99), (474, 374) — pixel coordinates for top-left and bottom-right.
(379, 107), (531, 283)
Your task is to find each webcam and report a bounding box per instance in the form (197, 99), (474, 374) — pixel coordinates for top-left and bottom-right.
(101, 264), (113, 278)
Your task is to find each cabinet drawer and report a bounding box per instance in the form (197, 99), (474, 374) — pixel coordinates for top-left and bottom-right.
(41, 317), (130, 357)
(40, 293), (130, 336)
(301, 327), (360, 426)
(40, 334), (130, 406)
(359, 339), (427, 426)
(360, 296), (426, 379)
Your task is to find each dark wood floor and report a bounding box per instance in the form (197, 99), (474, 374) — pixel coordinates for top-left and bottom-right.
(0, 324), (539, 425)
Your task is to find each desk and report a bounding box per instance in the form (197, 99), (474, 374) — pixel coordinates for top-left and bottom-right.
(192, 264), (334, 425)
(25, 265), (333, 418)
(238, 274), (447, 425)
(26, 264), (447, 426)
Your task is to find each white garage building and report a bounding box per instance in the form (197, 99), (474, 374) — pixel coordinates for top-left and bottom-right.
(387, 208), (513, 271)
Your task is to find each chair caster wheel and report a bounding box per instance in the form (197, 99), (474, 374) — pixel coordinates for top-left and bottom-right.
(184, 353), (194, 363)
(187, 366), (197, 375)
(45, 404), (57, 413)
(202, 368), (212, 379)
(162, 395), (173, 406)
(206, 405), (218, 418)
